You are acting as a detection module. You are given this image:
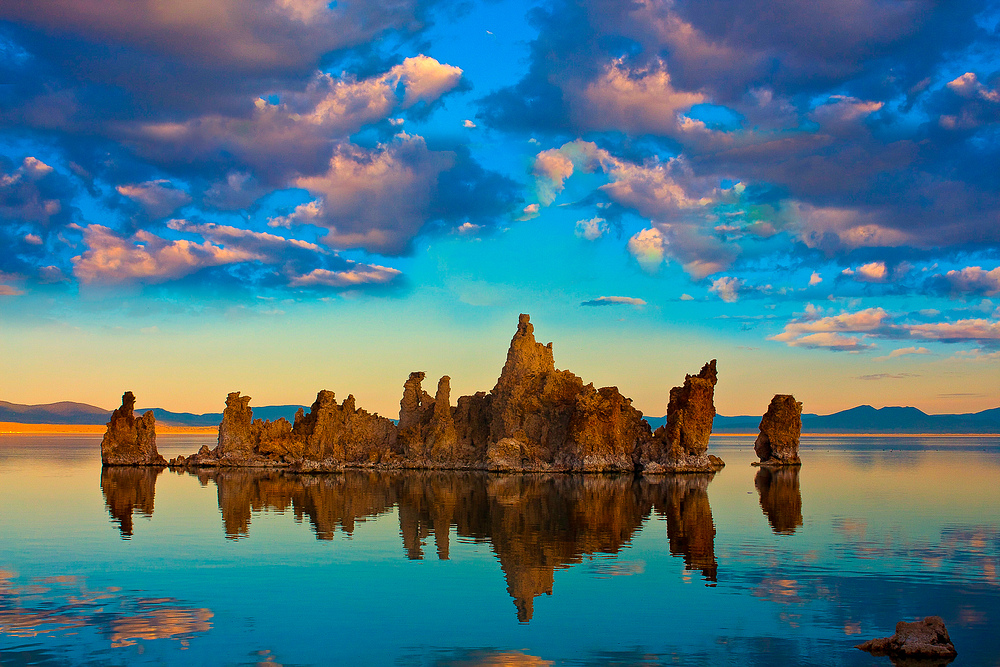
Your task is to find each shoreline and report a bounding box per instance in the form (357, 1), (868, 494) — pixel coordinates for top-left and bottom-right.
(1, 422), (997, 438)
(0, 422), (218, 435)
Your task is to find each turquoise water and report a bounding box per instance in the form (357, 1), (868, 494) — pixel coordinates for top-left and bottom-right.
(1, 435), (998, 665)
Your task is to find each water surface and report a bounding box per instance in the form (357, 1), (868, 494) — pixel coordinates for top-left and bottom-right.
(1, 435), (998, 665)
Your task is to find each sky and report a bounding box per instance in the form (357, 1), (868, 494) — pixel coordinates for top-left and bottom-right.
(1, 0), (998, 418)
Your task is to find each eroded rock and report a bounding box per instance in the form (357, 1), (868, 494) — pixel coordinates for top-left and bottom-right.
(640, 361), (724, 472)
(754, 394), (802, 466)
(856, 616), (957, 663)
(101, 392), (165, 466)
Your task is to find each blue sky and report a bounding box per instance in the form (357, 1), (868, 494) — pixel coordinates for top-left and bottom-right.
(1, 0), (998, 416)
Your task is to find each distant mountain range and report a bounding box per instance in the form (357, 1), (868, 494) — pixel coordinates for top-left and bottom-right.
(2, 400), (998, 433)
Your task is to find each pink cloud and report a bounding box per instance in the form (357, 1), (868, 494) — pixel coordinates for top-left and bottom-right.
(289, 264), (400, 287)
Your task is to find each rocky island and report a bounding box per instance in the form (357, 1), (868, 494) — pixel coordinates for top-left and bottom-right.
(101, 391), (166, 466)
(753, 394), (802, 466)
(109, 314), (728, 473)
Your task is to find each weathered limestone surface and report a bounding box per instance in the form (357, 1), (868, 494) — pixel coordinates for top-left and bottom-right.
(754, 394), (802, 466)
(101, 391), (165, 466)
(856, 616), (957, 662)
(168, 313), (727, 473)
(639, 361), (724, 472)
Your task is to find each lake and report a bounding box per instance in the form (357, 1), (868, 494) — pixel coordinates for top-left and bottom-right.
(1, 434), (997, 666)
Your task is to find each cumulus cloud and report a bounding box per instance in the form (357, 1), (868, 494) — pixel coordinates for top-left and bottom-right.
(627, 227), (667, 272)
(709, 276), (743, 302)
(808, 271), (822, 286)
(291, 134), (455, 254)
(117, 180), (192, 219)
(936, 266), (1000, 297)
(580, 296), (646, 307)
(842, 261), (888, 283)
(71, 225), (260, 284)
(575, 217), (608, 240)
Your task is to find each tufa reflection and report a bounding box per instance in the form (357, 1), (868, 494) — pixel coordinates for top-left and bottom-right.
(755, 466), (804, 535)
(101, 465), (164, 538)
(155, 470), (719, 621)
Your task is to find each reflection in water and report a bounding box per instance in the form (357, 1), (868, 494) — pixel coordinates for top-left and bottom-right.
(98, 470), (717, 621)
(647, 474), (718, 582)
(755, 467), (804, 535)
(0, 568), (212, 651)
(101, 466), (163, 538)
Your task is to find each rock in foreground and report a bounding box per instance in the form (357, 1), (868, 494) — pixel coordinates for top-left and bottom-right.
(101, 391), (165, 466)
(856, 616), (957, 663)
(753, 394), (802, 466)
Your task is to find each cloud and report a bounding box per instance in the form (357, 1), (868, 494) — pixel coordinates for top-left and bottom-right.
(808, 272), (822, 286)
(936, 266), (1000, 297)
(876, 346), (931, 360)
(770, 307), (892, 348)
(842, 261), (888, 283)
(580, 296), (646, 307)
(0, 285), (24, 296)
(627, 227), (667, 272)
(906, 319), (1000, 343)
(680, 293), (694, 300)
(575, 217), (608, 240)
(289, 263), (401, 288)
(855, 373), (919, 380)
(116, 180), (192, 219)
(463, 119), (477, 128)
(71, 225), (261, 284)
(709, 276), (743, 302)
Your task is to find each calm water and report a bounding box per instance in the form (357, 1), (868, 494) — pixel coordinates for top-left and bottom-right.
(1, 435), (998, 666)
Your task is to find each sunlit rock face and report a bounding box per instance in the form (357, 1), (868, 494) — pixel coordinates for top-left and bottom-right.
(167, 313), (723, 472)
(101, 391), (165, 466)
(640, 361), (725, 473)
(101, 466), (162, 538)
(856, 616), (958, 661)
(754, 394), (802, 466)
(755, 466), (803, 535)
(486, 314), (650, 472)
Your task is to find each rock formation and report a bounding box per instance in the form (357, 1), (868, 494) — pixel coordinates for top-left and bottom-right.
(639, 361), (724, 472)
(753, 394), (802, 466)
(755, 466), (803, 534)
(167, 313), (725, 473)
(856, 616), (957, 663)
(101, 392), (165, 466)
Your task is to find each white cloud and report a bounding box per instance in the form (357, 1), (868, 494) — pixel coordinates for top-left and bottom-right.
(808, 271), (822, 286)
(709, 276), (742, 303)
(939, 266), (1000, 296)
(575, 217), (608, 241)
(116, 180), (192, 218)
(627, 227), (667, 272)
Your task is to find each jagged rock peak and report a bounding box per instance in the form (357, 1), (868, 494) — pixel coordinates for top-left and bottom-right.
(754, 394), (802, 466)
(101, 391), (165, 466)
(217, 391), (255, 456)
(399, 372), (432, 431)
(498, 313), (555, 385)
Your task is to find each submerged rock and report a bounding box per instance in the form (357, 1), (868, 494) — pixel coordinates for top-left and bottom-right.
(639, 361), (724, 472)
(856, 616), (957, 663)
(754, 394), (802, 466)
(101, 391), (165, 466)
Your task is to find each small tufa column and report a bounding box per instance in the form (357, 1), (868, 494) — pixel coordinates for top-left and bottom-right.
(100, 391), (165, 466)
(753, 394), (802, 466)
